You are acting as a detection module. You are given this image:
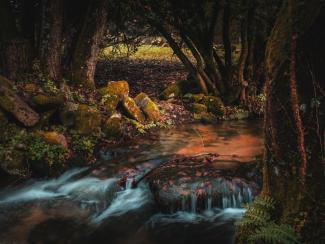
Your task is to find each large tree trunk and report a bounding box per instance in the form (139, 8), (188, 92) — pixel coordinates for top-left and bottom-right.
(263, 0), (325, 241)
(39, 0), (64, 80)
(71, 0), (108, 89)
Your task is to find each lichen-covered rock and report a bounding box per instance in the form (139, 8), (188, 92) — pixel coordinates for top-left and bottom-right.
(134, 92), (160, 122)
(0, 75), (39, 127)
(202, 96), (225, 116)
(103, 114), (123, 138)
(188, 103), (208, 114)
(75, 104), (102, 135)
(121, 96), (146, 123)
(99, 80), (129, 97)
(31, 94), (64, 111)
(35, 131), (68, 148)
(59, 102), (79, 127)
(183, 93), (205, 103)
(103, 94), (120, 117)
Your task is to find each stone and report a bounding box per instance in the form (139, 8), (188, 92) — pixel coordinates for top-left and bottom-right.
(103, 94), (120, 117)
(75, 104), (102, 135)
(200, 112), (218, 124)
(98, 80), (129, 97)
(103, 114), (123, 138)
(31, 94), (64, 111)
(228, 110), (250, 120)
(0, 149), (28, 176)
(160, 79), (201, 100)
(202, 96), (225, 116)
(23, 83), (41, 94)
(183, 93), (205, 103)
(0, 75), (39, 127)
(121, 96), (146, 123)
(134, 92), (160, 122)
(59, 102), (79, 127)
(35, 131), (68, 148)
(188, 103), (208, 114)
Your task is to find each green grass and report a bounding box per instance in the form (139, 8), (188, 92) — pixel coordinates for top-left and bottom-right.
(101, 44), (192, 61)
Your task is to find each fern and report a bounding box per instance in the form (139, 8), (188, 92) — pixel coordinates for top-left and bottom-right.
(236, 196), (300, 244)
(248, 223), (300, 244)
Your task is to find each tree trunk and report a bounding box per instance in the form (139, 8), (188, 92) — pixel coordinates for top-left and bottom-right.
(71, 0), (108, 89)
(264, 0), (325, 241)
(39, 0), (64, 80)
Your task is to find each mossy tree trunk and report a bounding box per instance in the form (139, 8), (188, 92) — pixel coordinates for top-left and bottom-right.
(263, 0), (325, 241)
(71, 0), (108, 89)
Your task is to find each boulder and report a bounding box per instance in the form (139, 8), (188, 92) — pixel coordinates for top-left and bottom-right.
(35, 131), (68, 149)
(59, 102), (79, 127)
(183, 93), (205, 103)
(0, 75), (39, 127)
(188, 103), (208, 114)
(98, 80), (129, 98)
(31, 94), (64, 111)
(121, 96), (146, 123)
(134, 93), (160, 122)
(103, 94), (120, 117)
(103, 114), (123, 138)
(160, 80), (201, 100)
(75, 104), (102, 135)
(147, 154), (260, 213)
(202, 96), (225, 116)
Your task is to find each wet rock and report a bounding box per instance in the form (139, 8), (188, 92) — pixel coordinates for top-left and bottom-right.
(103, 114), (123, 138)
(147, 154), (259, 213)
(121, 96), (146, 123)
(31, 94), (64, 111)
(99, 80), (129, 98)
(202, 96), (225, 116)
(188, 103), (208, 114)
(59, 102), (79, 127)
(35, 131), (68, 149)
(75, 104), (102, 135)
(0, 75), (40, 127)
(135, 93), (160, 122)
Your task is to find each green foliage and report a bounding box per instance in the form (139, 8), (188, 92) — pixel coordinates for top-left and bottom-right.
(27, 136), (68, 167)
(70, 130), (101, 157)
(126, 118), (173, 134)
(236, 196), (300, 244)
(43, 79), (60, 94)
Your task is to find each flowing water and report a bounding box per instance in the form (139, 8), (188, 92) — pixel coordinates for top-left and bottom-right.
(0, 120), (263, 244)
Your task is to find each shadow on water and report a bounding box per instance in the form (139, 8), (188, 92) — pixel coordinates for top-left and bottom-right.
(0, 120), (263, 244)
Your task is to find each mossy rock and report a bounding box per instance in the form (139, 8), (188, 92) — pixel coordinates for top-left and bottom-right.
(99, 80), (129, 97)
(183, 93), (205, 103)
(75, 105), (102, 135)
(188, 103), (208, 114)
(23, 83), (41, 94)
(103, 115), (123, 138)
(0, 149), (28, 176)
(227, 110), (250, 120)
(59, 102), (79, 127)
(121, 96), (146, 124)
(159, 80), (201, 100)
(202, 96), (225, 116)
(35, 131), (68, 149)
(31, 94), (64, 111)
(103, 94), (120, 117)
(0, 109), (8, 126)
(200, 112), (218, 124)
(134, 92), (160, 122)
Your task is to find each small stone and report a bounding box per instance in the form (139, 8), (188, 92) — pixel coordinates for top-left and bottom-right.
(35, 131), (68, 148)
(135, 92), (160, 122)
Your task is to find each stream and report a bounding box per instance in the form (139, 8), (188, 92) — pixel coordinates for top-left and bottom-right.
(0, 120), (263, 244)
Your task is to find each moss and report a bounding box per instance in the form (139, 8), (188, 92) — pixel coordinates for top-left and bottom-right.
(160, 80), (201, 100)
(188, 103), (208, 113)
(101, 94), (120, 117)
(59, 102), (79, 127)
(135, 92), (160, 122)
(199, 112), (218, 124)
(183, 93), (205, 103)
(103, 115), (123, 138)
(121, 96), (146, 123)
(31, 94), (64, 111)
(159, 83), (181, 100)
(202, 96), (225, 116)
(99, 80), (129, 97)
(74, 104), (102, 135)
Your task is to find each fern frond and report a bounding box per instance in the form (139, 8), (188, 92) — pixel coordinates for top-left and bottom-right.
(248, 223), (300, 244)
